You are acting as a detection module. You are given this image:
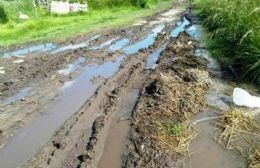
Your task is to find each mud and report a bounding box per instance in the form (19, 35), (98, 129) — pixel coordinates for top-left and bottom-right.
(122, 32), (211, 168)
(1, 1), (256, 168)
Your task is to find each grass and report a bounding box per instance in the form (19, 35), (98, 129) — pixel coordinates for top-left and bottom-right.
(195, 0), (260, 83)
(0, 0), (172, 47)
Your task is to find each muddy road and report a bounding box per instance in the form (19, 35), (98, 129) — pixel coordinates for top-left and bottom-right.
(1, 1), (259, 168)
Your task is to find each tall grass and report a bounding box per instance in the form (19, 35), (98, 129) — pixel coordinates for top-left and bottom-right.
(196, 0), (260, 83)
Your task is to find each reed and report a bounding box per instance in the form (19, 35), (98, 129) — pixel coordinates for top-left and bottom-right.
(196, 0), (260, 83)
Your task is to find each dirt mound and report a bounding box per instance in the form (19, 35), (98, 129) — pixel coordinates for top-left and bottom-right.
(123, 33), (211, 168)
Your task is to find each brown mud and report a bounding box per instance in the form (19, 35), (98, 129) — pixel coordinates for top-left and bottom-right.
(1, 1), (259, 168)
(123, 32), (211, 168)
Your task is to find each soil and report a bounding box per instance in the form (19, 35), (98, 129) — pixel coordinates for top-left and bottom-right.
(0, 1), (259, 168)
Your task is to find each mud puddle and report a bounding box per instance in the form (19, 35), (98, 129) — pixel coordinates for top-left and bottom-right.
(51, 34), (101, 54)
(184, 111), (245, 168)
(171, 17), (190, 37)
(146, 44), (167, 70)
(91, 37), (120, 51)
(109, 38), (130, 53)
(98, 89), (140, 168)
(2, 43), (56, 58)
(58, 57), (86, 76)
(2, 87), (32, 105)
(123, 24), (165, 55)
(0, 55), (125, 168)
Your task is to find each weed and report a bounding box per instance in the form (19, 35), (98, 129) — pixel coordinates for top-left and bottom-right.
(168, 122), (183, 135)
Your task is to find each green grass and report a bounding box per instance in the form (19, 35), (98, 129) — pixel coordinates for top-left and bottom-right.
(167, 122), (183, 135)
(0, 0), (172, 47)
(195, 0), (260, 83)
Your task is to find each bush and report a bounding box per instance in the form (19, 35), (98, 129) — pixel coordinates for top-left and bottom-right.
(0, 6), (8, 24)
(196, 0), (260, 83)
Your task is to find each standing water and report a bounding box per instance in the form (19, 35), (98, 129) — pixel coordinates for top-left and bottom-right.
(2, 43), (56, 59)
(98, 89), (140, 168)
(123, 24), (165, 55)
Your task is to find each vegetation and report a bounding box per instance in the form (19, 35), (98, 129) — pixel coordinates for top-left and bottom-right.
(195, 0), (260, 83)
(0, 0), (171, 46)
(0, 6), (8, 23)
(167, 122), (183, 135)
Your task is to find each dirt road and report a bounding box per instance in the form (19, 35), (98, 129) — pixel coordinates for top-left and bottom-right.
(0, 1), (259, 168)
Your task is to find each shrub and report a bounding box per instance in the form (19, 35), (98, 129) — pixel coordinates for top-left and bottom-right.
(0, 6), (8, 24)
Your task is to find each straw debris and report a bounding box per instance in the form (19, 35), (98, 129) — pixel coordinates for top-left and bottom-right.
(216, 108), (260, 167)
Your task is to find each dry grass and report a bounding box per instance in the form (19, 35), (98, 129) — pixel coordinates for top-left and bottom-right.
(216, 108), (259, 148)
(216, 108), (260, 167)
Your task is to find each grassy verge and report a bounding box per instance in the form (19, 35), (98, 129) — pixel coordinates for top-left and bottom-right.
(0, 0), (172, 47)
(195, 0), (260, 83)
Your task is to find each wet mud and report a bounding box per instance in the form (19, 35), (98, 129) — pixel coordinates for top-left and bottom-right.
(1, 2), (257, 168)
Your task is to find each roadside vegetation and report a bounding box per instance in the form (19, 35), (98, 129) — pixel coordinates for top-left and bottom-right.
(195, 0), (260, 83)
(0, 0), (170, 47)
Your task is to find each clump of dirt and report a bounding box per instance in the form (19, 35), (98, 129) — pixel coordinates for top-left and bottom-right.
(216, 108), (260, 167)
(123, 33), (211, 168)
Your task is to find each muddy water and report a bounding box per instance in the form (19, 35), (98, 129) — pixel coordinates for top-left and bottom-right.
(184, 111), (246, 168)
(146, 44), (167, 70)
(123, 24), (165, 55)
(98, 89), (140, 168)
(2, 43), (56, 58)
(91, 37), (120, 50)
(0, 56), (125, 168)
(52, 34), (101, 54)
(171, 17), (190, 38)
(183, 20), (246, 168)
(2, 87), (32, 105)
(109, 38), (130, 53)
(58, 57), (86, 76)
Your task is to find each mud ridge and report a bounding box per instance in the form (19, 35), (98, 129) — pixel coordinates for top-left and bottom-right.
(123, 32), (211, 168)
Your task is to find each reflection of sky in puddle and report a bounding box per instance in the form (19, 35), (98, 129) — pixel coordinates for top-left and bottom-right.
(186, 25), (202, 41)
(109, 38), (129, 52)
(3, 87), (32, 105)
(146, 44), (167, 70)
(58, 57), (86, 75)
(123, 24), (165, 55)
(90, 37), (119, 50)
(171, 17), (190, 37)
(52, 35), (101, 54)
(2, 43), (56, 58)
